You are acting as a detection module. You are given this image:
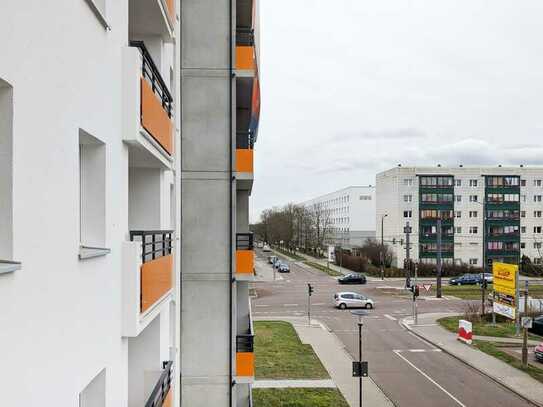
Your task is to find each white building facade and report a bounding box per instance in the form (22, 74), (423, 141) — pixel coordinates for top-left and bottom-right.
(303, 186), (376, 247)
(1, 1), (179, 406)
(377, 166), (543, 269)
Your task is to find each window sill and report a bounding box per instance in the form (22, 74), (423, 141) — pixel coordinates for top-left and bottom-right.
(79, 245), (111, 260)
(0, 260), (22, 274)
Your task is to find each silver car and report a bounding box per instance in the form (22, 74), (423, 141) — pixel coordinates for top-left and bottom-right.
(334, 292), (374, 309)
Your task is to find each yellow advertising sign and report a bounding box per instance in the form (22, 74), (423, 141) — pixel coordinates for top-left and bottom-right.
(492, 262), (517, 296)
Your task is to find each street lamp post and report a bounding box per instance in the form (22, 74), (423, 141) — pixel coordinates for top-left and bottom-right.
(351, 310), (368, 407)
(380, 214), (388, 280)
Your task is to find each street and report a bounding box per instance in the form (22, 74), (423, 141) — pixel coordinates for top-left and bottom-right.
(252, 250), (534, 407)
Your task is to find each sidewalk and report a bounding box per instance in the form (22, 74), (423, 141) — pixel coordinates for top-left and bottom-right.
(402, 312), (543, 407)
(254, 316), (393, 407)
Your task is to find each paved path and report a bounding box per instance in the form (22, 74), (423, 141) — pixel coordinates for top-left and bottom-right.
(254, 316), (393, 407)
(253, 379), (336, 388)
(403, 312), (543, 406)
(474, 335), (541, 346)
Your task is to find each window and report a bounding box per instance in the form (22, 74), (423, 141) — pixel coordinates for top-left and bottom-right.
(487, 176), (519, 187)
(404, 178), (413, 186)
(455, 227), (462, 234)
(521, 211), (526, 218)
(359, 195), (371, 200)
(521, 242), (526, 249)
(455, 211), (462, 218)
(83, 0), (109, 29)
(469, 179), (478, 187)
(535, 226), (542, 234)
(521, 179), (526, 186)
(79, 368), (106, 407)
(469, 211), (478, 218)
(403, 210), (412, 218)
(521, 194), (527, 202)
(79, 129), (107, 252)
(469, 195), (478, 202)
(535, 242), (542, 249)
(455, 195), (462, 202)
(535, 180), (542, 187)
(535, 211), (542, 218)
(521, 226), (526, 233)
(469, 258), (478, 265)
(535, 195), (542, 202)
(421, 193), (453, 203)
(0, 79), (13, 261)
(404, 195), (412, 202)
(455, 179), (462, 186)
(469, 226), (478, 234)
(535, 258), (543, 265)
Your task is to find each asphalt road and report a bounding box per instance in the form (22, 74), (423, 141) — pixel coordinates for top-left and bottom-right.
(251, 250), (534, 407)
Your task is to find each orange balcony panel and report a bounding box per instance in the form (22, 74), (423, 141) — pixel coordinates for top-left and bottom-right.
(165, 0), (175, 24)
(236, 46), (255, 71)
(141, 77), (173, 155)
(140, 254), (173, 313)
(163, 389), (173, 407)
(236, 249), (254, 275)
(236, 352), (255, 377)
(236, 148), (253, 173)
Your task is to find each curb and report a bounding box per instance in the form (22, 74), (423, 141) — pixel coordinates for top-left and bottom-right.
(400, 317), (542, 407)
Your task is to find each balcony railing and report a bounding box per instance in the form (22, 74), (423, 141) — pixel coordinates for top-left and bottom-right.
(236, 333), (255, 379)
(130, 230), (173, 313)
(236, 26), (255, 46)
(130, 41), (174, 155)
(145, 361), (173, 407)
(236, 232), (254, 251)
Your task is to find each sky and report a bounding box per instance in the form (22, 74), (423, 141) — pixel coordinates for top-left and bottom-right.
(250, 0), (543, 223)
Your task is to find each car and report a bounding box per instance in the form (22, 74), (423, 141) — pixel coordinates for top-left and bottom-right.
(535, 343), (543, 362)
(268, 256), (278, 265)
(334, 292), (374, 309)
(278, 263), (290, 273)
(482, 273), (493, 284)
(262, 245), (271, 252)
(338, 273), (367, 285)
(529, 316), (543, 336)
(449, 274), (480, 286)
(274, 260), (283, 269)
(257, 242), (264, 249)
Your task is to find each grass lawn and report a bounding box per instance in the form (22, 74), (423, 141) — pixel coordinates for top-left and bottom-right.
(438, 315), (542, 340)
(473, 340), (543, 384)
(253, 388), (349, 407)
(303, 261), (343, 277)
(428, 284), (543, 300)
(273, 247), (305, 261)
(255, 321), (329, 379)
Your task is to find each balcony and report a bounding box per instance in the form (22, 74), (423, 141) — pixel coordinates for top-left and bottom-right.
(145, 361), (174, 407)
(129, 0), (175, 41)
(0, 260), (21, 275)
(123, 43), (173, 169)
(236, 131), (254, 173)
(122, 230), (173, 337)
(236, 333), (255, 383)
(236, 233), (255, 281)
(236, 27), (257, 77)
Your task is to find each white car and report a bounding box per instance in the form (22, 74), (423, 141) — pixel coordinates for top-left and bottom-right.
(262, 245), (271, 252)
(334, 292), (374, 309)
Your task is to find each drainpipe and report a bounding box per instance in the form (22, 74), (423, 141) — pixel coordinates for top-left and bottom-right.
(228, 0), (234, 405)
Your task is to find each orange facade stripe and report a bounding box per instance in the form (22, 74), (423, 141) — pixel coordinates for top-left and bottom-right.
(236, 148), (253, 173)
(165, 0), (175, 24)
(141, 77), (173, 155)
(236, 250), (254, 275)
(236, 46), (255, 71)
(236, 352), (255, 377)
(163, 388), (173, 407)
(140, 254), (173, 313)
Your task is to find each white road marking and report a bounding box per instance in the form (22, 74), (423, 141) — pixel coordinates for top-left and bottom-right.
(384, 314), (397, 321)
(393, 350), (466, 407)
(394, 349), (442, 353)
(283, 303), (299, 307)
(255, 305), (270, 307)
(313, 303), (326, 306)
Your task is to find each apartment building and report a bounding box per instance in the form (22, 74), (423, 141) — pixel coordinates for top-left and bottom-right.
(302, 186), (376, 247)
(180, 0), (260, 406)
(1, 1), (179, 406)
(377, 166), (543, 269)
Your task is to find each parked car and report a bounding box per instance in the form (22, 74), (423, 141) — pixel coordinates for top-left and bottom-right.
(449, 274), (480, 286)
(338, 273), (367, 285)
(334, 292), (374, 309)
(278, 263), (290, 273)
(262, 245), (271, 252)
(535, 343), (543, 362)
(482, 273), (493, 284)
(268, 256), (278, 265)
(274, 260), (283, 269)
(257, 242), (264, 249)
(529, 316), (543, 336)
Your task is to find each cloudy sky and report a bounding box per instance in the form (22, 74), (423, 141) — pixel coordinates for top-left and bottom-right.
(250, 0), (543, 222)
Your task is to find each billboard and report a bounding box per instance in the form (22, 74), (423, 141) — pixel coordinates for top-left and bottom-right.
(492, 262), (518, 320)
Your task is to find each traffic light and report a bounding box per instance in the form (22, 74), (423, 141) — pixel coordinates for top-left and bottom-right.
(308, 283), (314, 296)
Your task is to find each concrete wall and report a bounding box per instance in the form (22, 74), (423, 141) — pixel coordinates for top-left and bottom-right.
(0, 80), (13, 259)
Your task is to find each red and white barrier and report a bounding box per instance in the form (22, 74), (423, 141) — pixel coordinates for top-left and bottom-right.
(457, 319), (473, 345)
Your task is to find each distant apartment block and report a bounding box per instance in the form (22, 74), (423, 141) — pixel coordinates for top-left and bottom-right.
(377, 166), (543, 269)
(303, 186), (376, 247)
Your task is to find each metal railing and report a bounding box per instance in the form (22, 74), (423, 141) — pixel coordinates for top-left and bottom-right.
(130, 230), (173, 264)
(236, 131), (254, 150)
(236, 26), (255, 46)
(236, 233), (254, 251)
(145, 361), (173, 407)
(236, 333), (254, 353)
(130, 40), (173, 118)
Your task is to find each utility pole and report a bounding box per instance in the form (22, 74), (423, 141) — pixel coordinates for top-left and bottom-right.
(436, 219), (442, 298)
(307, 283), (313, 326)
(358, 320), (363, 407)
(380, 214), (388, 280)
(516, 270), (521, 336)
(413, 263), (419, 325)
(481, 197), (486, 316)
(522, 280), (529, 367)
(404, 222), (412, 288)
